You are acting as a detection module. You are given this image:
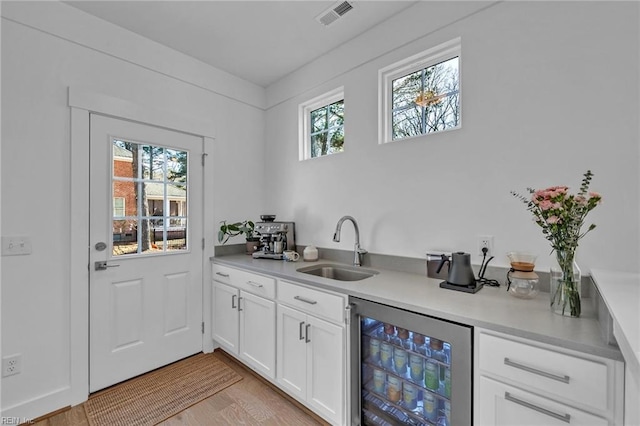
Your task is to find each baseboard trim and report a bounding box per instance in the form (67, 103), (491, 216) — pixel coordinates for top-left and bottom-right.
(2, 386), (71, 421)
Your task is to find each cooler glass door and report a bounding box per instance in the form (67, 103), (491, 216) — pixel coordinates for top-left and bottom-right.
(350, 297), (472, 426)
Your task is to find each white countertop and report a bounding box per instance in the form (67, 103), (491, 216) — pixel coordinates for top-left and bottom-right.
(212, 255), (623, 361)
(591, 269), (640, 378)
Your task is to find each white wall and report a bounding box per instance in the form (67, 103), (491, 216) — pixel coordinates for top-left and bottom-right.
(264, 1), (640, 273)
(1, 1), (265, 418)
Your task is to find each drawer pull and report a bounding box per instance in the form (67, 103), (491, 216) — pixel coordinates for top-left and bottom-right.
(299, 321), (305, 340)
(294, 295), (318, 305)
(504, 357), (570, 384)
(305, 323), (311, 343)
(505, 392), (571, 423)
(216, 272), (230, 278)
(247, 280), (264, 288)
(231, 294), (237, 309)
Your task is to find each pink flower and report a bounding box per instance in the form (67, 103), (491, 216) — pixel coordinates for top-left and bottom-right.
(575, 195), (587, 206)
(589, 191), (602, 200)
(546, 215), (561, 224)
(539, 200), (554, 211)
(552, 202), (563, 210)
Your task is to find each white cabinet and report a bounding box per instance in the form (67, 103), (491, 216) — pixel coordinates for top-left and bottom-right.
(212, 281), (239, 352)
(475, 329), (624, 425)
(212, 265), (276, 379)
(478, 376), (608, 425)
(277, 281), (347, 425)
(239, 291), (276, 378)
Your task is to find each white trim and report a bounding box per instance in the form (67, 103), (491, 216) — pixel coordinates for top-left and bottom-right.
(68, 87), (216, 139)
(69, 89), (215, 407)
(298, 87), (345, 161)
(69, 107), (90, 406)
(378, 37), (462, 144)
(1, 386), (71, 420)
(202, 137), (215, 354)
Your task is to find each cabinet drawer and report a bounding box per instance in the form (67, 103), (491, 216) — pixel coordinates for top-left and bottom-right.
(479, 332), (610, 412)
(278, 280), (346, 324)
(212, 264), (276, 299)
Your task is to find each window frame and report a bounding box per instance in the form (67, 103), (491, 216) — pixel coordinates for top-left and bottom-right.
(113, 196), (125, 217)
(378, 38), (462, 144)
(298, 87), (345, 161)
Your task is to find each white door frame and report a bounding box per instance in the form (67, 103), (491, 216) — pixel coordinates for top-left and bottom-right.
(68, 87), (216, 405)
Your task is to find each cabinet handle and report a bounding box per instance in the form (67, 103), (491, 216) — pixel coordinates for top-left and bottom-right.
(247, 280), (263, 288)
(504, 358), (570, 384)
(231, 294), (237, 309)
(294, 295), (318, 305)
(238, 296), (243, 311)
(305, 323), (311, 343)
(504, 392), (571, 423)
(299, 321), (305, 340)
(216, 272), (230, 278)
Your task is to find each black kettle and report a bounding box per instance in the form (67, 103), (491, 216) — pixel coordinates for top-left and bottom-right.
(437, 252), (476, 286)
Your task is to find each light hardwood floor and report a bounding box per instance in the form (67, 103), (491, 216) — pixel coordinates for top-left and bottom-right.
(33, 350), (329, 426)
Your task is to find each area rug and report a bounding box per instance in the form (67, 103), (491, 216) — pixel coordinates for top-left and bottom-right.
(84, 352), (242, 426)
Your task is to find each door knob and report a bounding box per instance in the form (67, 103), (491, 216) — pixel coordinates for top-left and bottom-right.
(95, 261), (120, 271)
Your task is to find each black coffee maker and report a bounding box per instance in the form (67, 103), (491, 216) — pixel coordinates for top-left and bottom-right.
(437, 252), (482, 293)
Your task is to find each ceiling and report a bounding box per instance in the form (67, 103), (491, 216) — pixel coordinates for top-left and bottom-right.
(65, 1), (419, 88)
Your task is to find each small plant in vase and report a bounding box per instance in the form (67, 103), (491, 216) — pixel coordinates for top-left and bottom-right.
(218, 220), (260, 254)
(511, 170), (602, 317)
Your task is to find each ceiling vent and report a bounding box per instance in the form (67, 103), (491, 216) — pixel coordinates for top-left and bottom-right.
(315, 1), (355, 27)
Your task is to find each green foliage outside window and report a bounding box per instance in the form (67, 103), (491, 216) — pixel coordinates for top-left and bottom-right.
(309, 99), (344, 158)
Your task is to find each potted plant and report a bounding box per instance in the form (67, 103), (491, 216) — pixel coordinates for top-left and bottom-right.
(218, 220), (260, 254)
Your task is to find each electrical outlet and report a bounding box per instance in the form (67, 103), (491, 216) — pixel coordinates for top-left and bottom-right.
(1, 236), (32, 256)
(478, 235), (493, 257)
(2, 354), (22, 377)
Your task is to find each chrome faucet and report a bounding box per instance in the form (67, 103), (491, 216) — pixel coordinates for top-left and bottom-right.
(333, 215), (368, 266)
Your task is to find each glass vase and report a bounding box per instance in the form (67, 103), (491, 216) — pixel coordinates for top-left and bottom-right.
(550, 250), (582, 317)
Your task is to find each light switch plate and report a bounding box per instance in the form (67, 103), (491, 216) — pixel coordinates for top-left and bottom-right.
(1, 236), (32, 256)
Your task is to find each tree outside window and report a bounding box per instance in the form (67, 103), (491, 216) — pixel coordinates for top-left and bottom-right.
(391, 57), (459, 140)
(309, 99), (344, 158)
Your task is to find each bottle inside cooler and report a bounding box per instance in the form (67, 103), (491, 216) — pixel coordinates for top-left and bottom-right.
(361, 317), (451, 426)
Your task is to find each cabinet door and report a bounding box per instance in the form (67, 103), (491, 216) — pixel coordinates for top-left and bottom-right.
(277, 304), (307, 400)
(212, 281), (239, 354)
(477, 376), (608, 426)
(239, 291), (276, 379)
(307, 315), (345, 425)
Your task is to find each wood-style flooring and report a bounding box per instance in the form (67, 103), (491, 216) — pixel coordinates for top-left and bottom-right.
(33, 350), (329, 426)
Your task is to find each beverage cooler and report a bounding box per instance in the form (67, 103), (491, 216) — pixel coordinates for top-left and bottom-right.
(349, 297), (472, 425)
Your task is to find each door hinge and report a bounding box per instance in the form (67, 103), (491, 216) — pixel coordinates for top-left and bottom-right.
(201, 153), (208, 166)
(202, 322), (205, 334)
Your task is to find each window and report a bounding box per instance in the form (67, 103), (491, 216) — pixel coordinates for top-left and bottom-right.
(299, 87), (344, 160)
(113, 197), (125, 217)
(112, 139), (188, 256)
(379, 38), (461, 144)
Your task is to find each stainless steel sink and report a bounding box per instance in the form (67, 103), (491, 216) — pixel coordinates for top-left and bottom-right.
(296, 264), (379, 281)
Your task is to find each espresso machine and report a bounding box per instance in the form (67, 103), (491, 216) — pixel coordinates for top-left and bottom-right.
(252, 217), (296, 260)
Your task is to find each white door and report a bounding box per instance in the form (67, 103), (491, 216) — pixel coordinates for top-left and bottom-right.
(212, 281), (239, 354)
(89, 114), (204, 392)
(239, 291), (276, 379)
(307, 315), (344, 424)
(277, 304), (307, 400)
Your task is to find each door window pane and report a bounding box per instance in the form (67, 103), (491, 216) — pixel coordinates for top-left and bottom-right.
(112, 139), (188, 256)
